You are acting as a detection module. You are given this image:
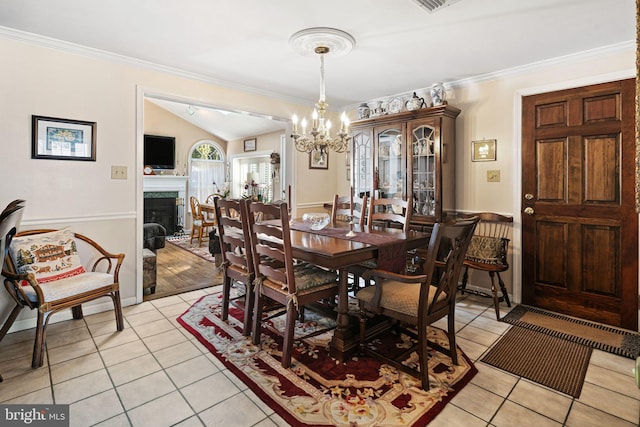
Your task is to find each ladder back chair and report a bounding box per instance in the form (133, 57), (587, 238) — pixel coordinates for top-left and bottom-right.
(1, 228), (124, 368)
(368, 195), (412, 233)
(0, 201), (25, 382)
(331, 194), (368, 225)
(356, 216), (478, 389)
(351, 195), (413, 288)
(247, 202), (338, 368)
(458, 212), (513, 320)
(214, 197), (256, 336)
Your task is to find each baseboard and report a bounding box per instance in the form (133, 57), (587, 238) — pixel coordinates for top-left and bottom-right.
(6, 295), (138, 334)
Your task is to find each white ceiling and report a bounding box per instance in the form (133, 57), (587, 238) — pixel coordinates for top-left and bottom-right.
(0, 0), (634, 140)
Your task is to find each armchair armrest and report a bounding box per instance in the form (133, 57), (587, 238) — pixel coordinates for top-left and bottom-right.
(362, 268), (427, 284)
(75, 233), (125, 280)
(2, 267), (43, 308)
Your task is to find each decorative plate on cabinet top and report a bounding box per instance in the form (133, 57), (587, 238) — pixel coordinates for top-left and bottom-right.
(143, 165), (155, 175)
(387, 97), (403, 114)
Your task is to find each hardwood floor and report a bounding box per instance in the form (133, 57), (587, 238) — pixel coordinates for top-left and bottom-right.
(144, 241), (223, 301)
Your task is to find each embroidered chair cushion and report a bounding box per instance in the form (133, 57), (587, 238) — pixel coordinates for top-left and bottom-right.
(465, 236), (507, 265)
(356, 280), (447, 317)
(291, 263), (337, 291)
(20, 271), (115, 302)
(9, 228), (86, 284)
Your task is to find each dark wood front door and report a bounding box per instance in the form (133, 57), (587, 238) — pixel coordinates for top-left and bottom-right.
(521, 79), (637, 330)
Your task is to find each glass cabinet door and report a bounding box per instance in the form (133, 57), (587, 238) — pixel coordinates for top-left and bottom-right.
(411, 124), (436, 217)
(376, 127), (405, 200)
(351, 131), (372, 199)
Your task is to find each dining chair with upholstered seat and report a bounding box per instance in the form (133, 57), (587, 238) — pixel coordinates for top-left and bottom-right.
(458, 212), (513, 320)
(247, 202), (338, 368)
(331, 193), (368, 225)
(356, 216), (478, 389)
(367, 195), (412, 233)
(190, 196), (216, 247)
(213, 197), (256, 335)
(1, 228), (125, 368)
(349, 194), (413, 288)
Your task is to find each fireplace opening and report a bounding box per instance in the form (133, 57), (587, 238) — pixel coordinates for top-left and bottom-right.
(144, 193), (179, 235)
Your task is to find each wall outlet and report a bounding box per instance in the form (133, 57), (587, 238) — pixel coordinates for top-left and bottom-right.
(487, 170), (500, 182)
(111, 165), (128, 180)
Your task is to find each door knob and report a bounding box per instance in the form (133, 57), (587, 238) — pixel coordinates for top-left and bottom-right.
(524, 207), (534, 215)
(524, 193), (534, 200)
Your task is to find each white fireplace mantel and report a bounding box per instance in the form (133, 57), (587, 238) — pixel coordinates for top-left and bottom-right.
(143, 175), (188, 201)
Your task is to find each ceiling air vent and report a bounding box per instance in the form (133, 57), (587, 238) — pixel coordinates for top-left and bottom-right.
(410, 0), (463, 13)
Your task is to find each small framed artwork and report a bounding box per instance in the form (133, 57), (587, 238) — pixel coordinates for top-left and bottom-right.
(244, 138), (256, 152)
(32, 115), (96, 161)
(309, 147), (329, 169)
(471, 139), (497, 162)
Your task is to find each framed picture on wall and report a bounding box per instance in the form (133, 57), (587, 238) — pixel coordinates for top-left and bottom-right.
(471, 139), (496, 162)
(31, 115), (97, 161)
(244, 138), (256, 152)
(309, 147), (329, 169)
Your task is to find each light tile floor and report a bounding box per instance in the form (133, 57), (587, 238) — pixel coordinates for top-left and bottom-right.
(1, 286), (638, 427)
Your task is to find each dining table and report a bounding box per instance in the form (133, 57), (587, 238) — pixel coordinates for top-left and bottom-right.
(285, 219), (431, 361)
(198, 202), (216, 218)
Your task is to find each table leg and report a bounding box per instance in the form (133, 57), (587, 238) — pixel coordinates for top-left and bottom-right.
(329, 269), (355, 361)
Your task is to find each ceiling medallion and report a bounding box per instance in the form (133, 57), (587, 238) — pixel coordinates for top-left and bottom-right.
(289, 28), (356, 154)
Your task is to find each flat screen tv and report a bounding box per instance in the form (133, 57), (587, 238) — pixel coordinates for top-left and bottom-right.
(144, 134), (175, 169)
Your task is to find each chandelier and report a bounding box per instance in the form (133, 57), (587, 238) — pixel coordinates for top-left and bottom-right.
(289, 28), (355, 154)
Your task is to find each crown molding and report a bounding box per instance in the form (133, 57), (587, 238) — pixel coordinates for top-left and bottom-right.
(0, 26), (311, 107)
(448, 40), (635, 88)
(346, 40), (635, 111)
(2, 26), (633, 113)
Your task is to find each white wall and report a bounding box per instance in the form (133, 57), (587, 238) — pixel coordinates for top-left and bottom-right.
(0, 36), (303, 331)
(0, 34), (635, 332)
(449, 45), (635, 300)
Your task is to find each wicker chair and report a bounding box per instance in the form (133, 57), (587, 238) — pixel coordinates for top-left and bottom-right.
(1, 228), (124, 368)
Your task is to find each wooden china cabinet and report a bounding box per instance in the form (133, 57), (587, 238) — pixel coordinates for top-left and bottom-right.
(350, 104), (460, 230)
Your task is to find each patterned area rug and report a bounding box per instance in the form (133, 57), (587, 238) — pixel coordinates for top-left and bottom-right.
(482, 326), (591, 397)
(178, 293), (478, 426)
(167, 236), (218, 264)
(502, 305), (640, 359)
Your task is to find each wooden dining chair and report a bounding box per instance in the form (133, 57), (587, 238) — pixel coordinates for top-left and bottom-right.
(331, 194), (368, 225)
(367, 195), (412, 233)
(189, 196), (216, 246)
(458, 212), (513, 320)
(350, 194), (413, 288)
(356, 216), (478, 389)
(247, 202), (338, 368)
(213, 197), (257, 335)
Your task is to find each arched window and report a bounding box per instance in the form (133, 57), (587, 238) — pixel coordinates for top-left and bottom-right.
(188, 141), (226, 206)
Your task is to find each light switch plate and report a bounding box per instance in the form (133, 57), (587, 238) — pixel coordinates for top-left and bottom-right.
(487, 170), (500, 182)
(111, 165), (127, 180)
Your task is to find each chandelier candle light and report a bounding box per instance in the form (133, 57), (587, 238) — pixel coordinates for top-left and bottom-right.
(290, 28), (355, 154)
